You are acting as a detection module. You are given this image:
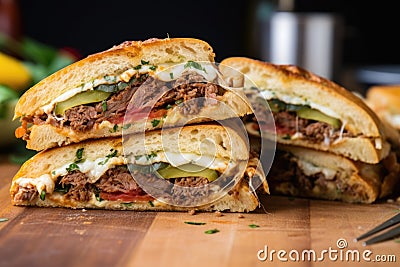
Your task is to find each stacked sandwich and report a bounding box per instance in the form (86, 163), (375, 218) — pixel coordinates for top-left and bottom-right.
(10, 38), (268, 212)
(220, 57), (400, 203)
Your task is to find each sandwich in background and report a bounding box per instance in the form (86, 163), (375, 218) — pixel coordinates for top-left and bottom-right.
(220, 57), (390, 164)
(10, 124), (268, 212)
(365, 85), (400, 131)
(220, 57), (400, 203)
(14, 38), (251, 151)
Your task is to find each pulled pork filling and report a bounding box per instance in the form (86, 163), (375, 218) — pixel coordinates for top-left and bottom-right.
(19, 71), (224, 140)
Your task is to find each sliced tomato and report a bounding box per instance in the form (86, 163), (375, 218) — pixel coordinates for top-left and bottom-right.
(100, 191), (154, 202)
(148, 109), (167, 119)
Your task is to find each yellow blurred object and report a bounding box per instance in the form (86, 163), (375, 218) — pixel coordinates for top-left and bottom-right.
(0, 51), (32, 91)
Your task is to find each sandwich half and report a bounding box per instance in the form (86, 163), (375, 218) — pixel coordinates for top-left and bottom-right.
(10, 124), (268, 212)
(14, 38), (251, 151)
(267, 144), (400, 203)
(365, 85), (400, 131)
(220, 57), (390, 164)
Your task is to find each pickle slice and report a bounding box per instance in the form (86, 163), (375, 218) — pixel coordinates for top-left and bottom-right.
(296, 107), (341, 129)
(54, 90), (111, 116)
(157, 164), (218, 182)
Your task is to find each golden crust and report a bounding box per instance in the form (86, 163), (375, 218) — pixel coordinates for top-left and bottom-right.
(220, 57), (385, 137)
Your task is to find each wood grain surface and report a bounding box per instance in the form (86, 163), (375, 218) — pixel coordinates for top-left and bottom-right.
(0, 163), (399, 267)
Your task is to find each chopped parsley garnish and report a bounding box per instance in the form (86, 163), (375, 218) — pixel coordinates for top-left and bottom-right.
(185, 221), (206, 225)
(149, 65), (157, 71)
(141, 60), (149, 65)
(175, 99), (183, 105)
(98, 149), (118, 165)
(248, 224), (260, 228)
(95, 193), (102, 202)
(52, 171), (56, 176)
(40, 191), (46, 201)
(102, 100), (107, 112)
(184, 60), (207, 73)
(151, 119), (160, 127)
(204, 229), (219, 234)
(112, 124), (118, 132)
(66, 163), (79, 172)
(165, 104), (173, 110)
(169, 72), (174, 79)
(121, 202), (132, 207)
(145, 152), (157, 160)
(134, 64), (142, 70)
(0, 218), (8, 223)
(148, 201), (154, 207)
(76, 148), (84, 163)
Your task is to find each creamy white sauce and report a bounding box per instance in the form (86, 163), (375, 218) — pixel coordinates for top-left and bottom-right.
(14, 174), (54, 195)
(132, 151), (228, 172)
(297, 160), (337, 180)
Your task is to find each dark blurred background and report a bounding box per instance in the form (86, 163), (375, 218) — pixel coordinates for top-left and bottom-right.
(2, 0), (400, 92)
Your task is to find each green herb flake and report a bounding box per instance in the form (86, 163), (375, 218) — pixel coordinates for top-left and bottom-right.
(112, 124), (118, 132)
(51, 171), (56, 176)
(121, 202), (132, 207)
(184, 60), (207, 73)
(66, 163), (79, 172)
(98, 149), (118, 165)
(165, 104), (173, 110)
(146, 152), (157, 160)
(95, 193), (102, 202)
(76, 148), (84, 161)
(141, 60), (149, 65)
(175, 99), (183, 105)
(204, 229), (219, 234)
(149, 201), (154, 207)
(40, 190), (46, 201)
(134, 155), (142, 160)
(248, 224), (260, 228)
(149, 65), (157, 71)
(169, 72), (174, 79)
(151, 119), (160, 127)
(134, 64), (142, 70)
(0, 218), (8, 222)
(102, 100), (107, 112)
(185, 221), (206, 225)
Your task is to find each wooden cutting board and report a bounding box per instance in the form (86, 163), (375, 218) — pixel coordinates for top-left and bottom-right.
(0, 163), (399, 267)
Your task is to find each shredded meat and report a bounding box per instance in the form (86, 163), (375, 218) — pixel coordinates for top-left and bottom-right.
(13, 184), (38, 202)
(60, 171), (92, 202)
(96, 166), (143, 193)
